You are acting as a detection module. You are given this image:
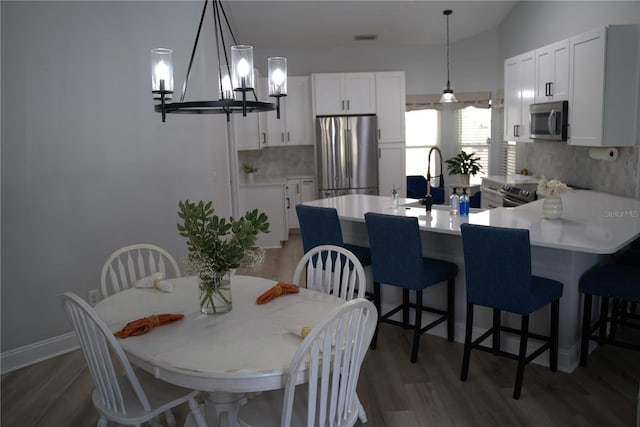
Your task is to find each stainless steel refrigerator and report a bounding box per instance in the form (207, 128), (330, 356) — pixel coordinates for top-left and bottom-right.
(316, 115), (379, 199)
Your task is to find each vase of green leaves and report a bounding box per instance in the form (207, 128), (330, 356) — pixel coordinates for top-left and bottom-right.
(177, 200), (269, 315)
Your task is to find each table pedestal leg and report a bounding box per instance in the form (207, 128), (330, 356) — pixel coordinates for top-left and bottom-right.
(204, 392), (250, 427)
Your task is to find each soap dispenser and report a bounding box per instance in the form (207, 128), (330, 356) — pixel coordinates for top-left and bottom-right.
(449, 187), (459, 216)
(460, 188), (469, 217)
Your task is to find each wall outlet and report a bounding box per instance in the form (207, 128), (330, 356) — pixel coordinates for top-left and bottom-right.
(87, 289), (101, 306)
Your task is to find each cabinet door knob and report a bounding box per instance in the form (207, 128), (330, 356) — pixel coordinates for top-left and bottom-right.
(341, 100), (345, 110)
(287, 132), (290, 142)
(347, 100), (350, 110)
(261, 132), (266, 144)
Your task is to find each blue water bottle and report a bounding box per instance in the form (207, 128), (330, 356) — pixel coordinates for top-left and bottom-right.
(460, 188), (469, 217)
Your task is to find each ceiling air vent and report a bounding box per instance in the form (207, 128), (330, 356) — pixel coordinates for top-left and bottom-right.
(354, 34), (377, 41)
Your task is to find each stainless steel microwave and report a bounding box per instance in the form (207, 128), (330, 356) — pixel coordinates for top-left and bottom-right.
(529, 101), (568, 141)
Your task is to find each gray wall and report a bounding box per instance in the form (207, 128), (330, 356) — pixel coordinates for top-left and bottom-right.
(497, 1), (640, 197)
(1, 1), (233, 354)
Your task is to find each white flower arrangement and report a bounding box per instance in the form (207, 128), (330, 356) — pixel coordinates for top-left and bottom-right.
(537, 177), (571, 197)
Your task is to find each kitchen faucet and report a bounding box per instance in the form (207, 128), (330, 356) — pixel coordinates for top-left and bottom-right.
(425, 147), (445, 212)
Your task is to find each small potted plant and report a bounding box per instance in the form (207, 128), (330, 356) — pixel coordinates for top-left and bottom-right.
(242, 163), (259, 183)
(445, 150), (482, 187)
(177, 200), (269, 314)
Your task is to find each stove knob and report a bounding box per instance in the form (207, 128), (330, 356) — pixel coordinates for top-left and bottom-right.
(522, 190), (529, 197)
(502, 185), (510, 191)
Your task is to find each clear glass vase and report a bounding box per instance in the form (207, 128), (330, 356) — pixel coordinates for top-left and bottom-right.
(542, 195), (563, 219)
(198, 272), (232, 315)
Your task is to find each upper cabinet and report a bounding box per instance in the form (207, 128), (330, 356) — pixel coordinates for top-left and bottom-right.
(534, 40), (569, 102)
(312, 73), (376, 115)
(265, 76), (313, 146)
(375, 72), (406, 144)
(504, 51), (535, 142)
(568, 25), (639, 147)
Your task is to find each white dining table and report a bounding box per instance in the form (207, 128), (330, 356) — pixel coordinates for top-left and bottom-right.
(93, 274), (345, 427)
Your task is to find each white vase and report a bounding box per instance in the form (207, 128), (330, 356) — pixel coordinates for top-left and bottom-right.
(247, 172), (255, 183)
(459, 174), (470, 188)
(542, 195), (563, 219)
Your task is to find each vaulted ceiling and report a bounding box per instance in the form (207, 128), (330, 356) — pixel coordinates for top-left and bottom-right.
(223, 1), (518, 48)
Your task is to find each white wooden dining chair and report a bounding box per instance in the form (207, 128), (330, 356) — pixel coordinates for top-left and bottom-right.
(60, 292), (207, 427)
(293, 244), (369, 422)
(293, 245), (367, 301)
(100, 244), (181, 298)
(239, 299), (377, 427)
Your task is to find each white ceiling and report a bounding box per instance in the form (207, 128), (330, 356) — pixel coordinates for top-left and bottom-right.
(223, 1), (518, 49)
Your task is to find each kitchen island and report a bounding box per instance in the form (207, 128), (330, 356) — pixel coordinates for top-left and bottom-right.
(304, 191), (640, 372)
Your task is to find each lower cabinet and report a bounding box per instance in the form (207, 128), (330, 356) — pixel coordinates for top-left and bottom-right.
(286, 177), (316, 229)
(238, 184), (287, 248)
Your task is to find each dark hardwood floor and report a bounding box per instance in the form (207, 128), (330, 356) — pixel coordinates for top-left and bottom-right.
(2, 232), (639, 426)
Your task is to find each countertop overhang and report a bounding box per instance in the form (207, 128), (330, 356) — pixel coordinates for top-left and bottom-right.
(304, 191), (640, 254)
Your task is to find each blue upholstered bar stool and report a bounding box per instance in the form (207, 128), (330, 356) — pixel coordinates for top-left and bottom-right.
(364, 212), (457, 363)
(295, 205), (372, 267)
(579, 263), (640, 366)
(460, 223), (563, 400)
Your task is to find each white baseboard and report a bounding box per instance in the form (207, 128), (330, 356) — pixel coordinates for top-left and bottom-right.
(1, 332), (78, 375)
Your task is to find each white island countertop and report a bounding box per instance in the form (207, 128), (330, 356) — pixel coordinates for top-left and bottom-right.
(304, 191), (640, 254)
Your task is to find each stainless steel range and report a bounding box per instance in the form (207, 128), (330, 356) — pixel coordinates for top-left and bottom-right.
(500, 184), (537, 207)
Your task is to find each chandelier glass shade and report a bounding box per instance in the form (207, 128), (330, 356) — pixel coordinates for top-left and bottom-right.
(150, 0), (287, 122)
(439, 9), (458, 103)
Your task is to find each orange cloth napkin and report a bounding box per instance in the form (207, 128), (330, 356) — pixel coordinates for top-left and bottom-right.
(114, 313), (184, 338)
(256, 282), (300, 304)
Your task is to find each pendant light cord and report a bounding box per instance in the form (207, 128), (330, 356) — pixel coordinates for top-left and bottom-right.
(445, 10), (452, 89)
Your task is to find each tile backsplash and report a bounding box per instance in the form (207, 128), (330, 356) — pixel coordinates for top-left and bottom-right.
(524, 142), (638, 198)
(238, 145), (315, 178)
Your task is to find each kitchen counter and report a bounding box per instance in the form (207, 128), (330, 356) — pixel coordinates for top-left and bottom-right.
(303, 192), (640, 373)
(305, 191), (640, 254)
(239, 174), (314, 187)
(483, 174), (540, 186)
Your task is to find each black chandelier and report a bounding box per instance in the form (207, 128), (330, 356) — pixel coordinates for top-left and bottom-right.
(151, 0), (287, 122)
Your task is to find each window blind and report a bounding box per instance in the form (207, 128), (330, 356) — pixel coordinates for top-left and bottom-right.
(455, 106), (491, 178)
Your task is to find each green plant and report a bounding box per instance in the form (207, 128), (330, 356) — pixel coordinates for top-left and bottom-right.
(242, 163), (259, 174)
(445, 151), (482, 176)
(177, 200), (269, 275)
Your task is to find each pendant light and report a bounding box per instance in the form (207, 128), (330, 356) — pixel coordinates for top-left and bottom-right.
(440, 9), (458, 103)
(150, 0), (287, 122)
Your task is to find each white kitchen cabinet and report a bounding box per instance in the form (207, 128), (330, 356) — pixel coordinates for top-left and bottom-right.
(568, 25), (639, 147)
(238, 184), (287, 248)
(266, 76), (313, 146)
(285, 177), (316, 229)
(534, 40), (569, 102)
(504, 51), (535, 142)
(378, 143), (405, 198)
(375, 72), (406, 144)
(312, 73), (376, 115)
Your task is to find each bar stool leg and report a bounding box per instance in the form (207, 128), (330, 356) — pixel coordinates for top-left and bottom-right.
(411, 290), (423, 363)
(610, 298), (620, 343)
(550, 300), (559, 372)
(513, 314), (530, 400)
(370, 281), (382, 350)
(598, 296), (609, 345)
(460, 303), (474, 381)
(580, 292), (593, 367)
(447, 278), (455, 342)
(492, 309), (501, 355)
(402, 289), (410, 329)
